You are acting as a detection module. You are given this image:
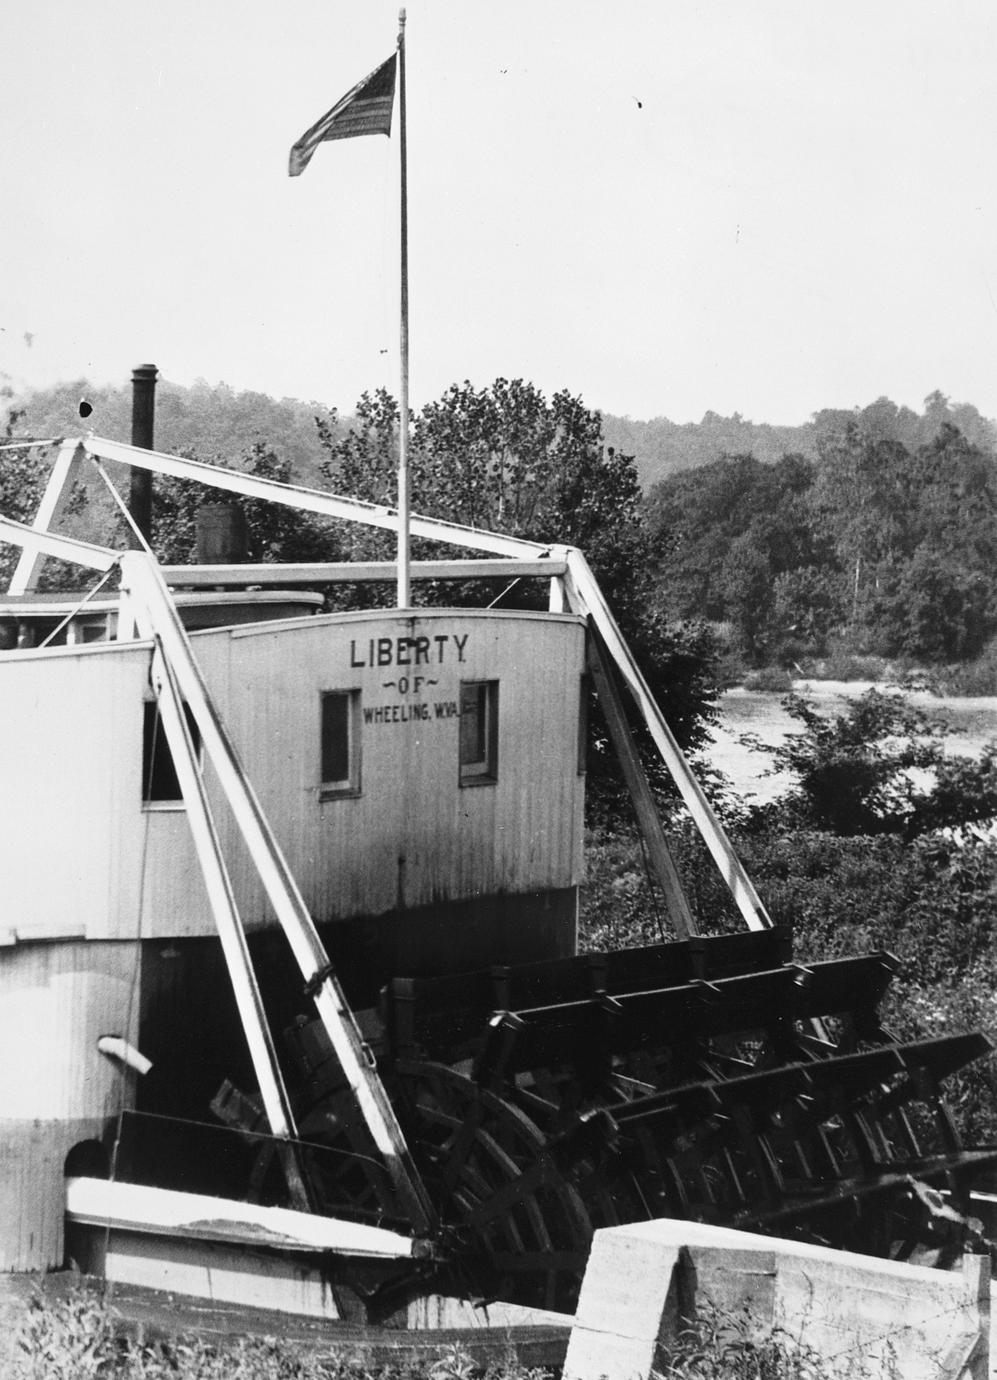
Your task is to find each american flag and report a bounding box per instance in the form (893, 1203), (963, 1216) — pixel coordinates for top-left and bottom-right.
(289, 54), (397, 177)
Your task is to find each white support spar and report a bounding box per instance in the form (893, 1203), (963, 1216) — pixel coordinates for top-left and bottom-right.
(118, 549), (438, 1235)
(8, 440), (85, 594)
(560, 545), (773, 933)
(0, 513), (118, 573)
(146, 642), (310, 1209)
(81, 436), (550, 560)
(160, 558), (568, 587)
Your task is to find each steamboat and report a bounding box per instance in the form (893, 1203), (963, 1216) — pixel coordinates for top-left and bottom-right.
(0, 373), (994, 1324)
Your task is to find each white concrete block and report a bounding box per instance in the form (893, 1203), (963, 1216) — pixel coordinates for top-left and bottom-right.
(563, 1231), (681, 1380)
(565, 1219), (990, 1380)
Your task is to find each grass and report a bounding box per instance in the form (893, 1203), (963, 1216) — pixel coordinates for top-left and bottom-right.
(0, 1282), (557, 1380)
(4, 1282), (895, 1380)
(652, 1302), (906, 1380)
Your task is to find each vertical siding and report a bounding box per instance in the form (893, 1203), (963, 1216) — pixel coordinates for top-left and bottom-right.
(1, 646), (146, 942)
(0, 643), (213, 943)
(0, 940), (141, 1269)
(0, 611), (585, 941)
(208, 611), (587, 926)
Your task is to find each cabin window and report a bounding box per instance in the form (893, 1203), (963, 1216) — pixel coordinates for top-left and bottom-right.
(320, 690), (361, 798)
(142, 702), (201, 806)
(459, 680), (499, 785)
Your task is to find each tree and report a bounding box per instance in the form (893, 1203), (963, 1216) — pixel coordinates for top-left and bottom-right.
(809, 424), (997, 660)
(646, 450), (836, 661)
(319, 379), (720, 755)
(151, 443), (340, 567)
(881, 546), (992, 662)
(646, 454), (777, 621)
(719, 536), (773, 664)
(810, 426), (913, 627)
(770, 566), (847, 655)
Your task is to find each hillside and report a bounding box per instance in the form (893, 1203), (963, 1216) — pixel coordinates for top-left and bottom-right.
(7, 379), (996, 499)
(601, 412), (817, 488)
(603, 392), (997, 490)
(6, 377), (339, 488)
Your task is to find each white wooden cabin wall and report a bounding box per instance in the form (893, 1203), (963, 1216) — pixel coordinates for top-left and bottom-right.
(185, 609), (586, 930)
(0, 611), (585, 943)
(0, 642), (209, 943)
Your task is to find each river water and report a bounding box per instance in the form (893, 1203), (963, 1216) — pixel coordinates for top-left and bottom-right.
(702, 681), (997, 806)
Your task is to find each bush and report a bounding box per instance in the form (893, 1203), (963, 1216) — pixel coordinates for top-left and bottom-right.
(767, 636), (812, 672)
(743, 689), (997, 838)
(741, 828), (997, 1142)
(814, 650), (891, 682)
(715, 645), (750, 689)
(655, 1301), (893, 1379)
(924, 638), (997, 696)
(580, 827), (671, 950)
(8, 1282), (115, 1380)
(743, 666), (794, 693)
(579, 815), (997, 1144)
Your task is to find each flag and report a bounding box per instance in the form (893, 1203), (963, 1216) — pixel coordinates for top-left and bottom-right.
(289, 55), (397, 177)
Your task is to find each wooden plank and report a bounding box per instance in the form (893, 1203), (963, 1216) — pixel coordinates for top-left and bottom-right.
(586, 628), (696, 939)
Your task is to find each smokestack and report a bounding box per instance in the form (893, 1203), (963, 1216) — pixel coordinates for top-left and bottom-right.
(129, 363), (158, 544)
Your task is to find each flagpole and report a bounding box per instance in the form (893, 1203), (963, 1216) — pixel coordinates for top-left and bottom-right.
(396, 8), (411, 608)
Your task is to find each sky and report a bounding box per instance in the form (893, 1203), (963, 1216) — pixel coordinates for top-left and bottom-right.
(2, 1), (996, 425)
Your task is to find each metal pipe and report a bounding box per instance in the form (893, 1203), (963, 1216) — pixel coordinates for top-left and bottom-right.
(129, 364), (158, 543)
(96, 1035), (153, 1077)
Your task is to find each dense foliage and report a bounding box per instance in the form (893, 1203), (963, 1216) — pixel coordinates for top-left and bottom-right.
(149, 443), (339, 567)
(647, 416), (997, 672)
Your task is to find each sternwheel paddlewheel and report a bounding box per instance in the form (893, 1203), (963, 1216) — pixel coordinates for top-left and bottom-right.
(388, 1060), (594, 1312)
(227, 1050), (593, 1314)
(217, 927), (997, 1312)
